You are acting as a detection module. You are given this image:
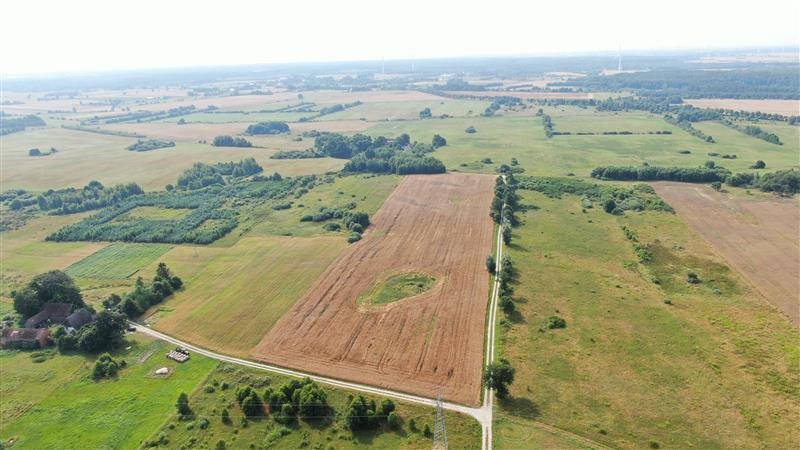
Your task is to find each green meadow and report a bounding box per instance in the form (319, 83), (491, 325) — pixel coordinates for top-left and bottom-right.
(493, 190), (799, 449)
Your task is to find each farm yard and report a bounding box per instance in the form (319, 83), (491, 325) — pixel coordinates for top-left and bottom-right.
(254, 173), (496, 406)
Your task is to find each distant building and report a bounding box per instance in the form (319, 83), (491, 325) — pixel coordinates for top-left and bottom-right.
(0, 328), (50, 349)
(24, 303), (73, 328)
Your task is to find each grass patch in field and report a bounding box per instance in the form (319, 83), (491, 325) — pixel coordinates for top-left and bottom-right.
(244, 174), (400, 238)
(358, 272), (436, 307)
(493, 190), (799, 450)
(145, 362), (481, 449)
(115, 206), (192, 221)
(144, 236), (345, 355)
(65, 243), (172, 279)
(0, 335), (216, 449)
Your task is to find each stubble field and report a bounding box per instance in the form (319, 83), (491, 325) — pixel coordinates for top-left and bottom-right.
(653, 182), (800, 323)
(254, 173), (496, 405)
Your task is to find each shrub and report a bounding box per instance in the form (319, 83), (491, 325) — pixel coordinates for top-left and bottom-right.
(92, 353), (121, 380)
(347, 232), (362, 243)
(486, 255), (496, 273)
(547, 315), (567, 329)
(465, 126), (477, 133)
(687, 272), (700, 284)
(387, 411), (400, 429)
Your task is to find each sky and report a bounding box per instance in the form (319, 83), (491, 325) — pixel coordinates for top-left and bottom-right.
(1, 0), (798, 75)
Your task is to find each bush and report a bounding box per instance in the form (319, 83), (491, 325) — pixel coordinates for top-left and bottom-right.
(465, 126), (477, 133)
(347, 232), (362, 243)
(486, 255), (496, 274)
(687, 272), (700, 284)
(92, 353), (121, 380)
(547, 315), (567, 329)
(387, 411), (400, 429)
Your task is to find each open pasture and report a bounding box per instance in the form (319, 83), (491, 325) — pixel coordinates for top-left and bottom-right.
(254, 173), (495, 405)
(369, 113), (800, 177)
(0, 336), (216, 449)
(146, 236), (346, 356)
(318, 99), (489, 121)
(445, 90), (593, 100)
(653, 182), (800, 323)
(495, 190), (799, 449)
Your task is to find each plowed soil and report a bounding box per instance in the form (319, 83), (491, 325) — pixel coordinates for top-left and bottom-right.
(253, 173), (496, 405)
(653, 182), (799, 324)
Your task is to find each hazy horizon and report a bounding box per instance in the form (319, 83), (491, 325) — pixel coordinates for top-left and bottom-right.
(2, 0), (798, 76)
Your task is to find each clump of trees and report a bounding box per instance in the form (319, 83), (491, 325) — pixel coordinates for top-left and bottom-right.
(245, 121), (290, 135)
(54, 309), (127, 353)
(591, 165), (729, 183)
(28, 147), (58, 157)
(12, 270), (85, 318)
(36, 181), (144, 215)
(310, 132), (446, 175)
(431, 134), (447, 149)
(177, 158), (262, 190)
(92, 352), (125, 380)
(270, 149), (323, 160)
(483, 96), (523, 116)
(126, 139), (175, 152)
(212, 135), (253, 147)
(301, 206), (370, 241)
(726, 168), (799, 195)
(103, 263), (182, 318)
(262, 377), (330, 423)
(344, 395), (396, 431)
(483, 358), (515, 399)
(1, 114), (46, 135)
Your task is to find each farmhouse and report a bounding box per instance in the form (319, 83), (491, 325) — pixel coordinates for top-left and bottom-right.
(0, 328), (50, 349)
(66, 308), (93, 330)
(24, 303), (72, 328)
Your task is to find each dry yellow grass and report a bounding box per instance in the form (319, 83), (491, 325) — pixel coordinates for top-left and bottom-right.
(684, 99), (800, 115)
(1, 127), (344, 190)
(144, 236), (346, 356)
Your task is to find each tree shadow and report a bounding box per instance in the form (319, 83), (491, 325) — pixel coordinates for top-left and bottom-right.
(507, 242), (528, 253)
(507, 309), (526, 324)
(498, 396), (540, 419)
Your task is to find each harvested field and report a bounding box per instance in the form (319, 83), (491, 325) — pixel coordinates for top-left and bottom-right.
(653, 182), (799, 324)
(445, 90), (593, 100)
(253, 172), (496, 405)
(684, 99), (800, 116)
